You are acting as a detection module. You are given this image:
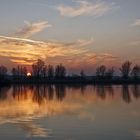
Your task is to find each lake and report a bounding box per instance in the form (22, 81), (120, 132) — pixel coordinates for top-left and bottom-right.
(0, 85), (140, 140)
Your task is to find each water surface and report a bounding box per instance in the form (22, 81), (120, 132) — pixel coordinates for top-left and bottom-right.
(0, 85), (140, 140)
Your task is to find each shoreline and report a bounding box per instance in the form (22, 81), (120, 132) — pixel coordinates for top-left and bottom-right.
(0, 78), (140, 85)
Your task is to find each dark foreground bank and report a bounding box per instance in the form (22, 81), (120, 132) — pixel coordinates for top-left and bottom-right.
(0, 76), (140, 85)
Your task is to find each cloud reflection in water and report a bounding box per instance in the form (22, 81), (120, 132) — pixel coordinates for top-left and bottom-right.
(0, 85), (139, 138)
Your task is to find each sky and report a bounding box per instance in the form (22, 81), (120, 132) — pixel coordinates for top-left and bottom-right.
(0, 0), (140, 73)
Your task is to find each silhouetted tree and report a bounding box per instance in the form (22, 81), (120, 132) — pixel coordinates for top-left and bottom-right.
(16, 66), (20, 76)
(120, 61), (132, 79)
(47, 65), (54, 80)
(0, 65), (7, 79)
(41, 66), (47, 78)
(96, 65), (106, 78)
(11, 66), (27, 79)
(32, 59), (45, 78)
(131, 65), (140, 79)
(105, 67), (114, 79)
(12, 68), (17, 79)
(55, 64), (66, 79)
(80, 70), (86, 79)
(22, 67), (27, 77)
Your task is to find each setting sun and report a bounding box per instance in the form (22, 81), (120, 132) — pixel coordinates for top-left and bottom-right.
(27, 72), (31, 77)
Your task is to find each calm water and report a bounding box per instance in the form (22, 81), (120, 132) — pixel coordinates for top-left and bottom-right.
(0, 85), (140, 140)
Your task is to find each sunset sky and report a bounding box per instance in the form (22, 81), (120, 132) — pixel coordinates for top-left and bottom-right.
(0, 0), (140, 73)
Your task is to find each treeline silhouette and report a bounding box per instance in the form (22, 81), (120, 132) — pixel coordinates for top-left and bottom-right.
(0, 85), (139, 104)
(0, 59), (140, 84)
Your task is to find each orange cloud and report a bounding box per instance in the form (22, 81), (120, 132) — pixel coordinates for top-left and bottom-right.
(0, 35), (118, 71)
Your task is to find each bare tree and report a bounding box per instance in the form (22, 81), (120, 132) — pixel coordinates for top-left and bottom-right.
(96, 65), (106, 78)
(131, 65), (140, 79)
(22, 67), (27, 77)
(12, 68), (17, 79)
(0, 65), (7, 79)
(41, 66), (47, 78)
(105, 67), (114, 79)
(32, 59), (45, 78)
(120, 61), (132, 79)
(11, 66), (27, 79)
(55, 64), (66, 78)
(47, 65), (54, 80)
(80, 70), (86, 79)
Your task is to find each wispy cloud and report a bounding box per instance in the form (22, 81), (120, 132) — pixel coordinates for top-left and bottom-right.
(129, 40), (140, 46)
(131, 19), (140, 27)
(0, 35), (118, 71)
(0, 35), (94, 65)
(57, 0), (114, 17)
(15, 21), (52, 38)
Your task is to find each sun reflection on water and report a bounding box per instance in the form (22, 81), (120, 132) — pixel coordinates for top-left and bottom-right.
(0, 85), (139, 138)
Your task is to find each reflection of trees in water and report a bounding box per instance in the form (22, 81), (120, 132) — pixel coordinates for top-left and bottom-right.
(94, 85), (114, 99)
(106, 86), (114, 97)
(94, 85), (140, 103)
(0, 84), (140, 138)
(0, 86), (11, 100)
(65, 84), (87, 96)
(47, 85), (54, 100)
(31, 85), (66, 103)
(11, 85), (66, 103)
(32, 85), (46, 105)
(55, 85), (66, 101)
(131, 85), (140, 99)
(0, 85), (140, 104)
(96, 86), (106, 100)
(13, 85), (28, 100)
(122, 85), (131, 103)
(80, 85), (86, 95)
